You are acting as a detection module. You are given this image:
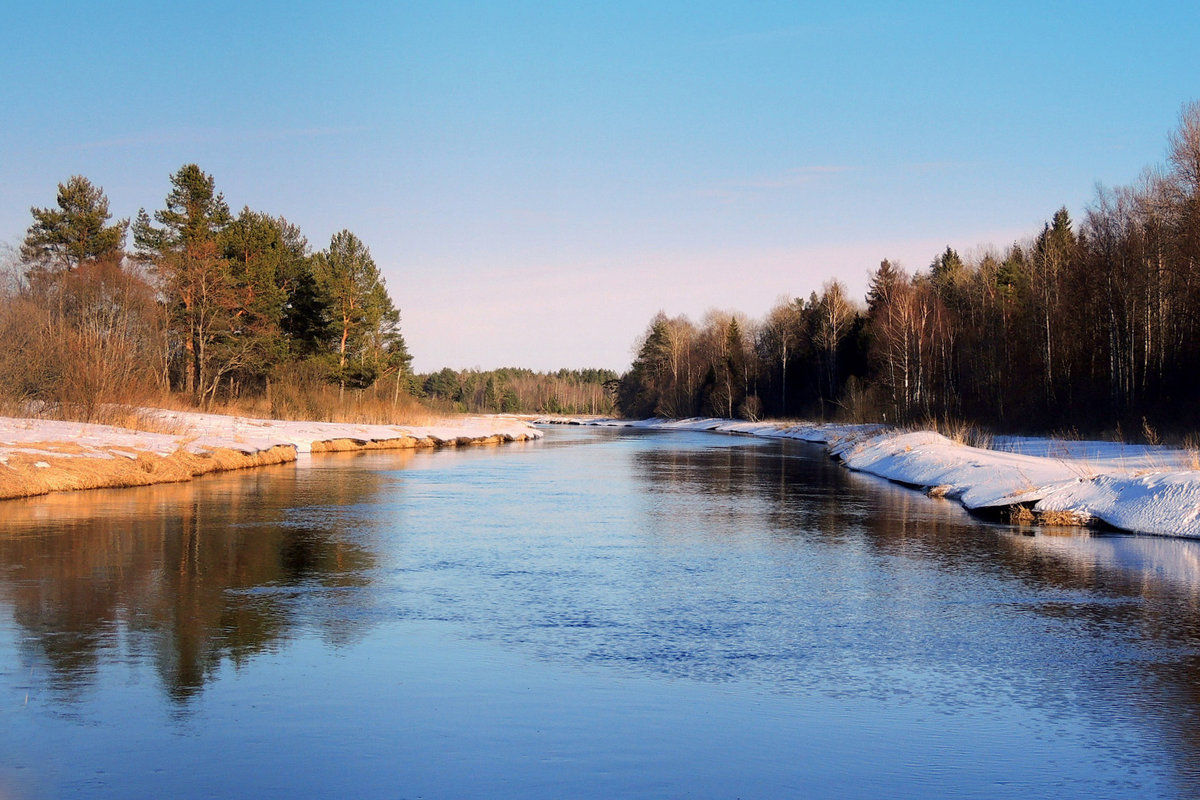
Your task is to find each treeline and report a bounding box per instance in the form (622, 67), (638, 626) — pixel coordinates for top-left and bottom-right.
(3, 164), (412, 420)
(618, 103), (1200, 433)
(419, 367), (617, 415)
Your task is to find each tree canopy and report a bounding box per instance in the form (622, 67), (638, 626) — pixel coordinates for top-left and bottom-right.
(20, 176), (127, 275)
(614, 102), (1200, 434)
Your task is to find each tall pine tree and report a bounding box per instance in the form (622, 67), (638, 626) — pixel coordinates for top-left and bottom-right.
(21, 176), (127, 276)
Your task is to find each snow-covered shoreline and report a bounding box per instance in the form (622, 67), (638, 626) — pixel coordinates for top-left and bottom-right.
(0, 411), (542, 500)
(6, 409), (1195, 539)
(537, 416), (1200, 539)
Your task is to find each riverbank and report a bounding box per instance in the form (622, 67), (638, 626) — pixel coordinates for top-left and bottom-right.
(537, 417), (1200, 539)
(0, 410), (542, 500)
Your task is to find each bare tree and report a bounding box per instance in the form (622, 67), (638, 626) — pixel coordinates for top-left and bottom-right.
(814, 280), (855, 416)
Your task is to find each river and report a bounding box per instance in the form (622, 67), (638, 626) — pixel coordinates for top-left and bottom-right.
(1, 425), (1199, 798)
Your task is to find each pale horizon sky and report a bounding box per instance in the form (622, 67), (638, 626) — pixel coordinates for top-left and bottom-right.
(3, 1), (1198, 373)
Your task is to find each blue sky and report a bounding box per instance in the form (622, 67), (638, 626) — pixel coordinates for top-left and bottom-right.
(3, 1), (1197, 372)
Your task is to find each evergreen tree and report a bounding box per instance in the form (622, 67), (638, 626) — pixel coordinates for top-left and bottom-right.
(866, 259), (902, 315)
(423, 368), (461, 402)
(311, 230), (411, 395)
(220, 209), (292, 391)
(133, 164), (236, 403)
(1030, 207), (1077, 403)
(133, 164), (231, 256)
(929, 246), (965, 299)
(274, 218), (329, 358)
(21, 176), (127, 275)
(616, 314), (673, 418)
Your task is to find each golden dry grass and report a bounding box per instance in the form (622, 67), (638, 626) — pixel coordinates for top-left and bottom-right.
(310, 437), (423, 452)
(909, 416), (994, 449)
(0, 444), (296, 501)
(229, 377), (444, 427)
(0, 424), (537, 502)
(4, 378), (448, 431)
(1036, 508), (1091, 526)
(1009, 505), (1036, 524)
(1006, 504), (1089, 528)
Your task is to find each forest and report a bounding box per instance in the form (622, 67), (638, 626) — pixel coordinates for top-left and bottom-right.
(6, 103), (1200, 432)
(616, 103), (1200, 434)
(2, 163), (414, 421)
(0, 163), (617, 421)
(419, 367), (616, 416)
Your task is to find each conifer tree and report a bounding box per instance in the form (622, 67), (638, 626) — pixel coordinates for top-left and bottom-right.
(21, 176), (127, 275)
(133, 164), (235, 403)
(311, 230), (411, 395)
(220, 209), (293, 391)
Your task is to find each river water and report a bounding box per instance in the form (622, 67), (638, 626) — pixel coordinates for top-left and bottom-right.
(1, 426), (1200, 798)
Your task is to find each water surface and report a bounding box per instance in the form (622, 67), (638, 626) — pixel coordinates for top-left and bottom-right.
(1, 426), (1199, 798)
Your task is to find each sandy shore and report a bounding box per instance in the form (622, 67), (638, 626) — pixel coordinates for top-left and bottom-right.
(0, 410), (542, 500)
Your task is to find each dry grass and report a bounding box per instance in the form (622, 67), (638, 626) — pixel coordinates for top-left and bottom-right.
(1038, 508), (1091, 526)
(217, 375), (443, 427)
(0, 379), (447, 433)
(1006, 504), (1090, 528)
(1184, 434), (1200, 470)
(1142, 417), (1162, 446)
(1009, 505), (1035, 524)
(0, 444), (296, 501)
(94, 405), (199, 436)
(910, 416), (994, 449)
(310, 437), (424, 452)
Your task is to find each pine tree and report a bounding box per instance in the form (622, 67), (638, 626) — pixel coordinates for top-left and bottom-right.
(311, 230), (410, 396)
(616, 314), (673, 418)
(20, 176), (127, 275)
(133, 164), (235, 403)
(219, 209), (292, 392)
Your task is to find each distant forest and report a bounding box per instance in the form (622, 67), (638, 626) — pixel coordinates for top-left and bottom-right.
(419, 367), (617, 415)
(616, 103), (1200, 434)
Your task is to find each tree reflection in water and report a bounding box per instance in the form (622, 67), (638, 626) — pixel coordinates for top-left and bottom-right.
(632, 434), (1200, 793)
(0, 454), (393, 703)
(3, 429), (1200, 797)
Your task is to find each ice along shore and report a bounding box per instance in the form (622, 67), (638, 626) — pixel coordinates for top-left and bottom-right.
(0, 410), (542, 500)
(538, 417), (1200, 539)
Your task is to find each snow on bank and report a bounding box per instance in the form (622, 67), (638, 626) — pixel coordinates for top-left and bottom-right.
(0, 411), (541, 500)
(138, 409), (542, 454)
(538, 416), (1200, 539)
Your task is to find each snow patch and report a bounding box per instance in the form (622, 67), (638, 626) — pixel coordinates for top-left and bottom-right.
(538, 416), (1200, 539)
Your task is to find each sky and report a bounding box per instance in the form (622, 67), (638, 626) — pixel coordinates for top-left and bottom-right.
(2, 1), (1198, 373)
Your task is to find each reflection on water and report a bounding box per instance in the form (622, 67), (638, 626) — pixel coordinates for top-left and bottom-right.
(0, 455), (394, 702)
(3, 428), (1200, 798)
(628, 434), (1200, 793)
